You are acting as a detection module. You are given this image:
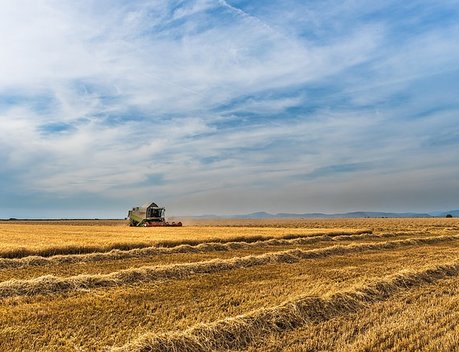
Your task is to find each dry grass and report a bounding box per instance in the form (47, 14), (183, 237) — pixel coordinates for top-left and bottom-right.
(2, 244), (459, 351)
(0, 231), (378, 270)
(114, 260), (459, 352)
(1, 218), (459, 351)
(0, 223), (364, 258)
(187, 217), (459, 231)
(1, 234), (458, 299)
(247, 275), (459, 352)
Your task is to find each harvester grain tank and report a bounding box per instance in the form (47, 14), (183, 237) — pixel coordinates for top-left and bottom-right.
(128, 202), (182, 227)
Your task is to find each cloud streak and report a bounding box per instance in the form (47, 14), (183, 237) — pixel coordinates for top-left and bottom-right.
(0, 0), (459, 217)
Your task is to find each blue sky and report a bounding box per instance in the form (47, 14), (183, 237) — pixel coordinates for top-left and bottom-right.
(1, 0), (459, 217)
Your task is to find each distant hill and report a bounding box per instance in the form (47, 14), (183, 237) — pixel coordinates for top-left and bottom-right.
(182, 210), (441, 219)
(440, 210), (459, 217)
(226, 211), (433, 219)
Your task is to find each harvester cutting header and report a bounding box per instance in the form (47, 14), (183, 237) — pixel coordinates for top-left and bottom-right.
(128, 202), (182, 227)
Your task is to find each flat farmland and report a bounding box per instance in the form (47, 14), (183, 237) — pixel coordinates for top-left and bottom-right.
(0, 221), (362, 258)
(1, 218), (459, 351)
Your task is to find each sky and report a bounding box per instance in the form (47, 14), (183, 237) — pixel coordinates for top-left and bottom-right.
(1, 0), (459, 218)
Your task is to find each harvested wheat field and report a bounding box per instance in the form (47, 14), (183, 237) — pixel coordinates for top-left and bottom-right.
(1, 218), (459, 351)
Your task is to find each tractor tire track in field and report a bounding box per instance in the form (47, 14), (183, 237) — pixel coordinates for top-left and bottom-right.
(0, 231), (386, 270)
(0, 230), (371, 259)
(112, 260), (459, 352)
(0, 234), (458, 299)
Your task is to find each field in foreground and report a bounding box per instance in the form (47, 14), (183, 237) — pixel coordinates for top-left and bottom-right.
(0, 218), (459, 351)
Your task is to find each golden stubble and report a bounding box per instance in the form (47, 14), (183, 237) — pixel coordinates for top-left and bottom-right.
(0, 218), (458, 351)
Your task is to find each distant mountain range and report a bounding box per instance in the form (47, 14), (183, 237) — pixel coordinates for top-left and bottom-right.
(429, 210), (459, 217)
(183, 210), (459, 219)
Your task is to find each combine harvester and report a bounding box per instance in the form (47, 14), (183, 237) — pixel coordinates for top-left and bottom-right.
(128, 202), (182, 227)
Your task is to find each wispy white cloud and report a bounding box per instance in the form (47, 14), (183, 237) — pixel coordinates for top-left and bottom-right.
(0, 0), (458, 216)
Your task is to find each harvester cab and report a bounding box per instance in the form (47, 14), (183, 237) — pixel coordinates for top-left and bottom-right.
(128, 202), (182, 227)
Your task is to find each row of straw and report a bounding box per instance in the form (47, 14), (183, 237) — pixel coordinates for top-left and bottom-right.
(0, 231), (384, 270)
(0, 234), (457, 299)
(0, 229), (371, 259)
(112, 260), (459, 351)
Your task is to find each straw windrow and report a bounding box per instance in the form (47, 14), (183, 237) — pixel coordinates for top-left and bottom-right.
(0, 229), (371, 259)
(112, 260), (459, 352)
(0, 231), (382, 270)
(0, 234), (457, 299)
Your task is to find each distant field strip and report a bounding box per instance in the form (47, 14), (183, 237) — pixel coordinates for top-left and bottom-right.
(0, 229), (371, 259)
(0, 234), (458, 299)
(0, 231), (386, 270)
(112, 260), (459, 352)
